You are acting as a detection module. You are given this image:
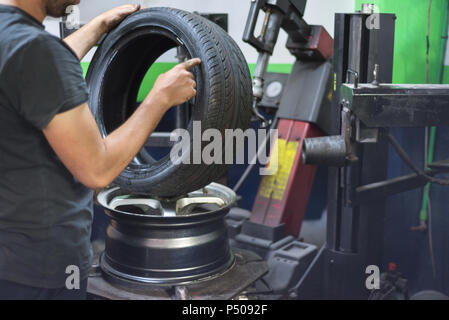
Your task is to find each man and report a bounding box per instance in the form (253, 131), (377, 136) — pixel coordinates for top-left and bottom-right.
(0, 0), (200, 299)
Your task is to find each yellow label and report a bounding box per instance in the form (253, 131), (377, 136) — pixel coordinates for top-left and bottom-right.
(327, 90), (333, 102)
(258, 139), (299, 201)
(334, 73), (337, 91)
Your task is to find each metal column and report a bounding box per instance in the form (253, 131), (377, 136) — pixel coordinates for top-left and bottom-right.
(324, 12), (396, 299)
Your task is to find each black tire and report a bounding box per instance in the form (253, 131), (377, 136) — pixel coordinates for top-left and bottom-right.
(86, 8), (252, 197)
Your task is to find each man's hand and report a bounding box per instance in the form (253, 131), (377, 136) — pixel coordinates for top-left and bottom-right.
(64, 4), (140, 60)
(148, 58), (201, 108)
(97, 4), (141, 34)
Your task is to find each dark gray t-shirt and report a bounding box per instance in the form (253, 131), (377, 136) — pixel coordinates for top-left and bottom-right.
(0, 5), (94, 288)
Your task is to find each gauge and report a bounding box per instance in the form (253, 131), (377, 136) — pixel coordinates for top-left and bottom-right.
(266, 81), (283, 98)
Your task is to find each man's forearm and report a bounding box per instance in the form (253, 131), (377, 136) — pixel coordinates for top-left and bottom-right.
(97, 95), (170, 187)
(91, 60), (198, 188)
(43, 96), (170, 191)
(63, 17), (106, 60)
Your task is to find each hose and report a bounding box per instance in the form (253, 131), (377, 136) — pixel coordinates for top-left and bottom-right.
(386, 132), (449, 185)
(288, 242), (326, 296)
(233, 117), (279, 193)
(420, 127), (436, 222)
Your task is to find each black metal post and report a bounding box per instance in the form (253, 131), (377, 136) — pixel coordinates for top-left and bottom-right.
(324, 12), (396, 299)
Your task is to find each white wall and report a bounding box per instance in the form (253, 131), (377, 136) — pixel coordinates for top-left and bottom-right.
(46, 0), (354, 64)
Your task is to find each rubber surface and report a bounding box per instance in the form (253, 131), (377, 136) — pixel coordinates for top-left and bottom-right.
(87, 8), (252, 197)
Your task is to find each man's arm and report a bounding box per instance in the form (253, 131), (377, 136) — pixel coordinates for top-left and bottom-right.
(64, 4), (140, 60)
(43, 59), (200, 190)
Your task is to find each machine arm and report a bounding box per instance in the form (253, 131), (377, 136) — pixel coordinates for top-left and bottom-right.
(242, 0), (332, 127)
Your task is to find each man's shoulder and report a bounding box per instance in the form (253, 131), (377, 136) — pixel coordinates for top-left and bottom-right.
(0, 18), (73, 69)
(18, 32), (73, 59)
(2, 29), (67, 59)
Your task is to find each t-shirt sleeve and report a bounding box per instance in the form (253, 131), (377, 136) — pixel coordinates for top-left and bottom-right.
(3, 34), (88, 130)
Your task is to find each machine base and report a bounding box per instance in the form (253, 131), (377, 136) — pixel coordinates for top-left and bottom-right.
(87, 248), (268, 300)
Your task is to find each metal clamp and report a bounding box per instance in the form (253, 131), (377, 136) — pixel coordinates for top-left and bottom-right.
(346, 69), (359, 88)
(243, 0), (272, 53)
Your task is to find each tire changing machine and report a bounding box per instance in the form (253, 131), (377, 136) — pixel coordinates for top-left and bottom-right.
(87, 2), (448, 300)
(86, 0), (336, 300)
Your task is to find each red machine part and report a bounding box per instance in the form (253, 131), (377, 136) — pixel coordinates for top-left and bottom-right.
(286, 25), (334, 62)
(250, 119), (323, 237)
(308, 25), (334, 61)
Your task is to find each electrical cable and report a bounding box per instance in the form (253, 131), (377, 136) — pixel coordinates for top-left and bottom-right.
(427, 197), (437, 279)
(288, 242), (327, 295)
(426, 128), (437, 279)
(424, 0), (449, 281)
(426, 0), (432, 83)
(244, 278), (275, 296)
(425, 127), (429, 168)
(386, 132), (449, 185)
(417, 0), (433, 231)
(420, 127), (430, 224)
(379, 287), (396, 301)
(233, 117), (279, 193)
(425, 0), (437, 281)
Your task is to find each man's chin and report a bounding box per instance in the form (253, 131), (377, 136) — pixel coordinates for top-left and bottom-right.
(47, 0), (80, 18)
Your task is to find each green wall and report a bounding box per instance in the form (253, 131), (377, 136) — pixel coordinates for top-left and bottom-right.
(355, 0), (449, 84)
